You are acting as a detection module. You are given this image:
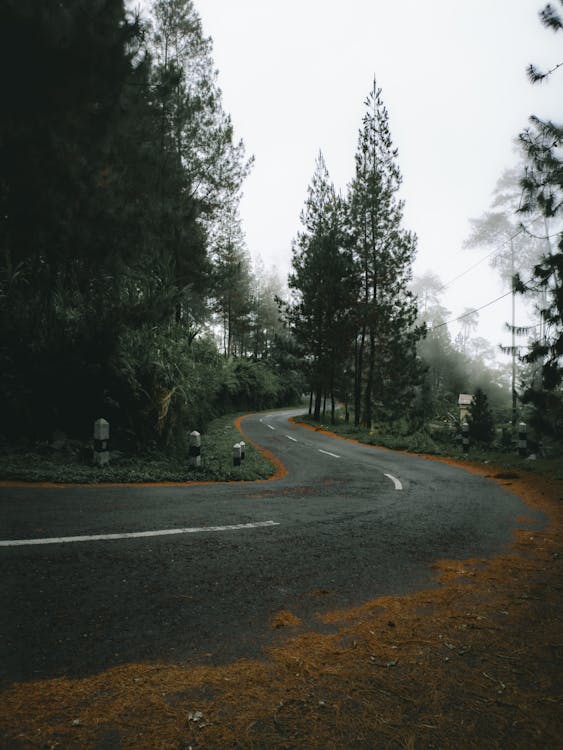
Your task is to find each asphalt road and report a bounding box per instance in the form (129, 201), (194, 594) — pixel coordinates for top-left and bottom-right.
(0, 409), (543, 685)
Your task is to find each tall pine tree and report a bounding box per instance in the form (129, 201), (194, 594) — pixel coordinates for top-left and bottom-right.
(288, 153), (358, 421)
(349, 80), (424, 428)
(516, 1), (563, 438)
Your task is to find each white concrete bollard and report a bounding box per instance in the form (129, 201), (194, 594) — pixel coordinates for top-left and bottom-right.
(233, 442), (242, 467)
(518, 422), (527, 457)
(189, 430), (201, 467)
(239, 441), (246, 462)
(462, 422), (469, 453)
(93, 418), (110, 467)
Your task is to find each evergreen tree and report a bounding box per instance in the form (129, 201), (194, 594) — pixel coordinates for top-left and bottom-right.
(287, 153), (358, 421)
(349, 80), (424, 428)
(464, 164), (545, 288)
(516, 1), (563, 438)
(149, 0), (252, 329)
(210, 201), (253, 357)
(413, 273), (458, 421)
(0, 0), (145, 437)
(0, 0), (261, 447)
(249, 264), (287, 360)
(468, 387), (495, 445)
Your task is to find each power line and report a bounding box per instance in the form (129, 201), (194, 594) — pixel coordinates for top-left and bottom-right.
(428, 278), (533, 332)
(439, 242), (514, 291)
(438, 214), (545, 292)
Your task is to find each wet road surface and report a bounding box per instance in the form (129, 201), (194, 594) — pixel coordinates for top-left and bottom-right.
(0, 409), (544, 684)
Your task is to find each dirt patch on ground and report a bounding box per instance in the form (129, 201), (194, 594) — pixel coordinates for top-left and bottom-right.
(1, 462), (562, 749)
(271, 610), (303, 630)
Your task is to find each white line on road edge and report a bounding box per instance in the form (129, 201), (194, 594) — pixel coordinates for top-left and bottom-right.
(0, 520), (280, 548)
(384, 473), (403, 490)
(286, 435), (298, 442)
(267, 424), (276, 430)
(319, 449), (340, 458)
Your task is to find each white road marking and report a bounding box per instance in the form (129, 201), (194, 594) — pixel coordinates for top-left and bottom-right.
(286, 435), (298, 442)
(384, 473), (403, 490)
(267, 424), (275, 430)
(0, 520), (280, 548)
(319, 449), (340, 458)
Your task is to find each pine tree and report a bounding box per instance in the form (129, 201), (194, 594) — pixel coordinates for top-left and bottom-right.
(249, 265), (286, 360)
(210, 201), (253, 357)
(0, 0), (144, 437)
(288, 153), (358, 421)
(349, 80), (424, 428)
(468, 388), (495, 445)
(516, 1), (563, 438)
(149, 0), (252, 328)
(0, 0), (258, 446)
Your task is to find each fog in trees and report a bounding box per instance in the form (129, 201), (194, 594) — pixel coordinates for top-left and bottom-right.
(0, 0), (561, 457)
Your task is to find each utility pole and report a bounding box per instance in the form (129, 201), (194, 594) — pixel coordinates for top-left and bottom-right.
(541, 217), (552, 346)
(511, 238), (517, 426)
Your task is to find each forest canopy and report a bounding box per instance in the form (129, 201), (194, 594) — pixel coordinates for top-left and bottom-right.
(0, 0), (300, 450)
(0, 0), (560, 457)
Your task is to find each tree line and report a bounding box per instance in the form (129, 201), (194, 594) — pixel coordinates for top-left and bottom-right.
(286, 0), (562, 448)
(286, 82), (424, 429)
(461, 1), (563, 443)
(0, 0), (560, 453)
(0, 0), (302, 451)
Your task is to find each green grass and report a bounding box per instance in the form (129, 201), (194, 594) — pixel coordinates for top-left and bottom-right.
(0, 414), (276, 484)
(295, 414), (563, 480)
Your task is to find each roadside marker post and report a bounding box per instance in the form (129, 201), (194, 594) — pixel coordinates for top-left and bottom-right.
(189, 430), (201, 467)
(239, 441), (246, 462)
(233, 443), (242, 467)
(462, 421), (470, 453)
(518, 422), (527, 457)
(93, 418), (110, 467)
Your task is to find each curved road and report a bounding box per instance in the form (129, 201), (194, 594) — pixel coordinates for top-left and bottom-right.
(0, 409), (543, 684)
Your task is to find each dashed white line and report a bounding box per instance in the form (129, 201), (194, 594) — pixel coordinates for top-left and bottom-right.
(319, 449), (340, 458)
(267, 424), (276, 430)
(0, 521), (280, 548)
(384, 473), (403, 490)
(286, 435), (298, 442)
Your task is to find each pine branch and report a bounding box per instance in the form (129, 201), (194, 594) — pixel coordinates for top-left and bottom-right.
(539, 3), (563, 31)
(526, 60), (563, 83)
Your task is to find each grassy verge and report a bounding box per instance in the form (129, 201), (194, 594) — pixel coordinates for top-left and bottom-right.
(0, 413), (276, 484)
(294, 413), (563, 480)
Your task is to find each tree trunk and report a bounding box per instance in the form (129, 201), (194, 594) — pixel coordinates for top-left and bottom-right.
(313, 389), (322, 420)
(364, 328), (375, 429)
(354, 329), (365, 426)
(227, 295), (232, 357)
(355, 264), (370, 425)
(308, 390), (313, 416)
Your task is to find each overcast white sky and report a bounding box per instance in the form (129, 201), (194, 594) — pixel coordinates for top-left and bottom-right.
(196, 0), (560, 357)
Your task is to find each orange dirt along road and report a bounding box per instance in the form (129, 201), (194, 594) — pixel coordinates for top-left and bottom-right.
(1, 409), (561, 748)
